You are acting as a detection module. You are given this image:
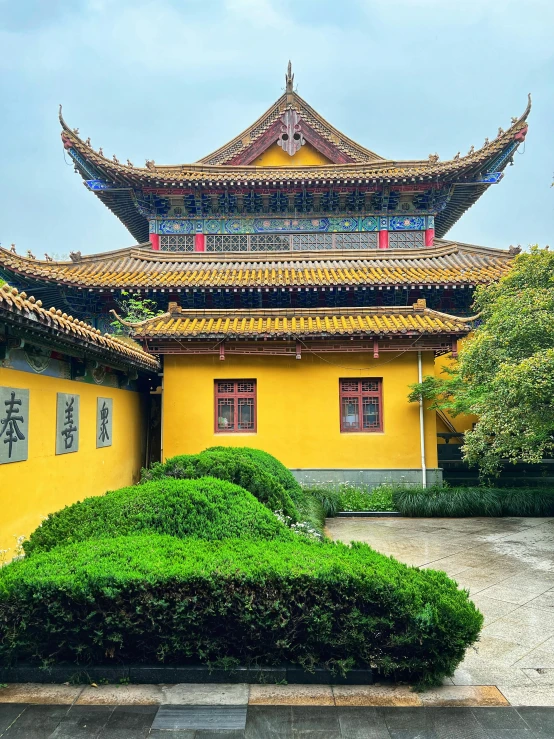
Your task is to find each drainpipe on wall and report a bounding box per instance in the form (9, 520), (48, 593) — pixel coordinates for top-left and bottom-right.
(159, 368), (164, 463)
(417, 351), (427, 488)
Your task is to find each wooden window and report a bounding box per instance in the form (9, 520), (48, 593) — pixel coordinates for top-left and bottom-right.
(215, 380), (256, 433)
(339, 379), (382, 432)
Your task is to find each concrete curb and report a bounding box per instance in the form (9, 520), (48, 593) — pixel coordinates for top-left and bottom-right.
(0, 664), (373, 686)
(0, 683), (510, 707)
(336, 511), (400, 517)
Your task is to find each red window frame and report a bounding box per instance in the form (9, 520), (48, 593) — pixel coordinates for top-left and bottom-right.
(339, 378), (383, 433)
(214, 380), (257, 433)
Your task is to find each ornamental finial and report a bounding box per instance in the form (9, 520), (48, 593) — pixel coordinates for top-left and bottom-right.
(286, 60), (294, 95)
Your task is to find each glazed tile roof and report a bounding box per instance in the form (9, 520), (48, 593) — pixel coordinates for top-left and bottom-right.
(127, 301), (471, 340)
(60, 94), (530, 185)
(0, 283), (159, 373)
(0, 240), (515, 291)
(58, 89), (531, 242)
(197, 90), (386, 165)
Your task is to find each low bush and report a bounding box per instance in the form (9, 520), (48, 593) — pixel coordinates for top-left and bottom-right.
(393, 486), (554, 517)
(1, 534), (482, 687)
(205, 446), (303, 501)
(304, 485), (397, 516)
(141, 451), (298, 520)
(305, 487), (342, 517)
(23, 478), (295, 557)
(338, 485), (396, 513)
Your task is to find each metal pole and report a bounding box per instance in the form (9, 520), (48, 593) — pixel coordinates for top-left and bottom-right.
(418, 351), (427, 488)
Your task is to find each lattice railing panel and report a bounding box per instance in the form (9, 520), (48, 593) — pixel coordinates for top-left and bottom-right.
(160, 235), (195, 251)
(292, 234), (334, 250)
(334, 233), (378, 249)
(388, 231), (425, 249)
(249, 234), (291, 251)
(207, 235), (248, 252)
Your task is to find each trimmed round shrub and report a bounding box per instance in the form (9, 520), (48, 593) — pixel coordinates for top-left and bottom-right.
(23, 478), (294, 557)
(205, 446), (303, 500)
(0, 535), (483, 687)
(141, 451), (298, 519)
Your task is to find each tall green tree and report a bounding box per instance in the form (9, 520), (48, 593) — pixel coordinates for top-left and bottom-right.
(110, 291), (164, 336)
(410, 246), (554, 475)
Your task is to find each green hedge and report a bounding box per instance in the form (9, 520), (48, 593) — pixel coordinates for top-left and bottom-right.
(307, 486), (397, 516)
(141, 451), (298, 519)
(205, 446), (302, 500)
(393, 486), (554, 517)
(0, 535), (482, 687)
(23, 478), (294, 557)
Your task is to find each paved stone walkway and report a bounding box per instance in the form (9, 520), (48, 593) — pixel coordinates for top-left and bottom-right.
(327, 515), (554, 707)
(1, 702), (554, 737)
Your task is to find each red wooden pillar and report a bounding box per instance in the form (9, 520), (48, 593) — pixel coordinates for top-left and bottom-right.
(378, 230), (389, 249)
(194, 234), (206, 252)
(150, 233), (160, 251)
(425, 228), (435, 247)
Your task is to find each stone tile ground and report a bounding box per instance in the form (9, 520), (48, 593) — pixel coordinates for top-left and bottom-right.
(326, 515), (554, 707)
(1, 703), (553, 737)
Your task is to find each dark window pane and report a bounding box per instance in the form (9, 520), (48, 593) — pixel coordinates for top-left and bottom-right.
(238, 398), (254, 429)
(341, 380), (359, 393)
(218, 399), (235, 430)
(342, 397), (359, 430)
(362, 398), (380, 429)
(361, 380), (379, 392)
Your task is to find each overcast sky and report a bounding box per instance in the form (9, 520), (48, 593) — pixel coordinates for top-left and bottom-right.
(1, 0), (552, 256)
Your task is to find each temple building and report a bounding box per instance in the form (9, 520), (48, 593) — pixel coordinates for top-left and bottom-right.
(0, 66), (530, 485)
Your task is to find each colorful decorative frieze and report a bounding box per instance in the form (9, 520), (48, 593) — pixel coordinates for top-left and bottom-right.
(85, 179), (112, 191)
(388, 216), (426, 231)
(2, 349), (127, 388)
(156, 215), (380, 235)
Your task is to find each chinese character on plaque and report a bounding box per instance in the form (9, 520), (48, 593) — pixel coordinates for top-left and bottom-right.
(96, 397), (113, 448)
(56, 393), (79, 455)
(0, 387), (29, 464)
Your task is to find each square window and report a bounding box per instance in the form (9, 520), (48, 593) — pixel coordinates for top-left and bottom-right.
(340, 378), (382, 432)
(215, 380), (256, 433)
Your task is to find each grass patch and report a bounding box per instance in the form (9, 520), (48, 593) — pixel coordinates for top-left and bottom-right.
(304, 484), (398, 516)
(393, 486), (554, 517)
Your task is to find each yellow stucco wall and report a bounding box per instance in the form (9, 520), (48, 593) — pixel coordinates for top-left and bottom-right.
(434, 350), (477, 438)
(252, 141), (332, 167)
(0, 367), (145, 557)
(162, 352), (437, 470)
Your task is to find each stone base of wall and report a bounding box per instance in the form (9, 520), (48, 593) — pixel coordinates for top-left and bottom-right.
(290, 468), (443, 489)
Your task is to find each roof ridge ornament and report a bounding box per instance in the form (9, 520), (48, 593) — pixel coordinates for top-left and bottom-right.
(286, 60), (294, 94)
(285, 59), (294, 105)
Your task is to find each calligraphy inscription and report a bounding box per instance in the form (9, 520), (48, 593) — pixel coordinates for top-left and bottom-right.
(56, 393), (79, 455)
(0, 387), (29, 464)
(96, 397), (113, 448)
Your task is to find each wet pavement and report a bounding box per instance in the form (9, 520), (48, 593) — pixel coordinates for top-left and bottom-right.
(1, 703), (554, 737)
(327, 515), (554, 707)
